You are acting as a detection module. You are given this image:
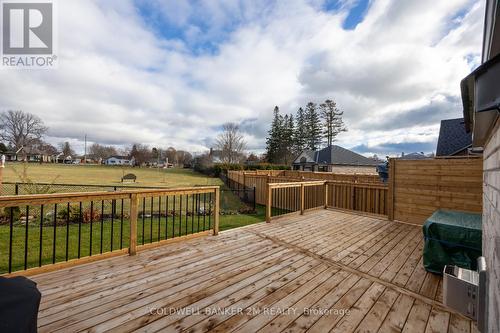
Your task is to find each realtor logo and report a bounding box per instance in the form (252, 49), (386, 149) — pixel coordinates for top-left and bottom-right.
(1, 0), (57, 68)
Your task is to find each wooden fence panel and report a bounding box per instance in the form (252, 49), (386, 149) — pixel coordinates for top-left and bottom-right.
(392, 158), (482, 224)
(326, 182), (388, 215)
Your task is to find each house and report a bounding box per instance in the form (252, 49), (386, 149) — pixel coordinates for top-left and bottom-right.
(104, 156), (135, 166)
(436, 118), (472, 156)
(3, 147), (58, 163)
(399, 152), (429, 160)
(460, 1), (500, 331)
(292, 145), (379, 173)
(56, 153), (73, 164)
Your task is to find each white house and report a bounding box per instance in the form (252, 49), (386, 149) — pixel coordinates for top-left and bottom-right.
(104, 156), (135, 166)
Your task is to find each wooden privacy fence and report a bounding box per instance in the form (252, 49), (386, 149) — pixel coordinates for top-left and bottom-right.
(227, 170), (382, 186)
(389, 158), (482, 224)
(0, 186), (220, 275)
(227, 171), (383, 206)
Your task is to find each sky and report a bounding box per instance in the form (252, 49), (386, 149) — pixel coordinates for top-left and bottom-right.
(0, 0), (485, 156)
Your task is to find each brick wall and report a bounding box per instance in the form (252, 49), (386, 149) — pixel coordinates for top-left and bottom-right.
(483, 118), (500, 332)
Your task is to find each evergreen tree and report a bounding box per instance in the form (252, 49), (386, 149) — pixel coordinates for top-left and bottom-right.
(293, 107), (307, 154)
(304, 102), (322, 150)
(278, 114), (290, 164)
(320, 99), (347, 146)
(282, 114), (295, 164)
(265, 106), (283, 163)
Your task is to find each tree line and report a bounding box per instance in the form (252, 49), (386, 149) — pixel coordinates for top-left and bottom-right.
(266, 99), (346, 164)
(0, 110), (192, 166)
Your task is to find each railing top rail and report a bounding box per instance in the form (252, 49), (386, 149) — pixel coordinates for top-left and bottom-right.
(268, 181), (326, 188)
(2, 181), (169, 189)
(0, 186), (220, 207)
(325, 181), (388, 189)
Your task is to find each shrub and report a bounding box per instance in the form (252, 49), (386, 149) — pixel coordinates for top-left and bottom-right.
(82, 208), (101, 223)
(0, 206), (20, 224)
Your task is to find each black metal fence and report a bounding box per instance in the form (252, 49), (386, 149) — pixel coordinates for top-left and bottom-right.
(0, 188), (216, 274)
(0, 182), (164, 196)
(219, 173), (256, 211)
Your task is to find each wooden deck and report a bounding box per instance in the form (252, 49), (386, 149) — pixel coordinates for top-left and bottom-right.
(32, 210), (477, 333)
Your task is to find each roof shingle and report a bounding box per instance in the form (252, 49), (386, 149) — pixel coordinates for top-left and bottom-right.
(436, 118), (472, 156)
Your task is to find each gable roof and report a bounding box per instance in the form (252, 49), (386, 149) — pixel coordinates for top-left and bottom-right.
(294, 145), (378, 166)
(400, 152), (428, 160)
(436, 118), (472, 156)
(106, 155), (131, 160)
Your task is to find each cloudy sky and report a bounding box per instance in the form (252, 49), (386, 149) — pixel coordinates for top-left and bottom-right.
(0, 0), (484, 156)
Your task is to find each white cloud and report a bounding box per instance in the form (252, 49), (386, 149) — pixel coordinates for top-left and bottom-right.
(0, 0), (484, 156)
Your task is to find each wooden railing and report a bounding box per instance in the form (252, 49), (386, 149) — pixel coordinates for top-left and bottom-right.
(266, 180), (388, 222)
(0, 186), (220, 275)
(326, 181), (388, 215)
(266, 181), (326, 222)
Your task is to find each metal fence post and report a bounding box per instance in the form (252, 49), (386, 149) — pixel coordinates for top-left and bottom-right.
(253, 186), (256, 211)
(15, 183), (19, 195)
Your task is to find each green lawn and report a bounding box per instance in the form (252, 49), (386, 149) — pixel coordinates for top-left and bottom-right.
(2, 162), (221, 187)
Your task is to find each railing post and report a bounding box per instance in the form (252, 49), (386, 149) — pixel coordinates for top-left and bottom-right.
(129, 193), (138, 255)
(266, 183), (272, 223)
(388, 158), (395, 221)
(213, 187), (220, 235)
(324, 182), (328, 209)
(300, 183), (305, 215)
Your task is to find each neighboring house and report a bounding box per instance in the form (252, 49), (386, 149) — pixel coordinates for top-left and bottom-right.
(399, 152), (429, 160)
(460, 1), (500, 331)
(292, 145), (379, 174)
(3, 146), (58, 163)
(56, 153), (73, 164)
(436, 118), (472, 156)
(104, 156), (135, 166)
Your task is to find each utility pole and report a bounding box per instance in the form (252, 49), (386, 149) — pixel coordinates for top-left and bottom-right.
(84, 134), (87, 164)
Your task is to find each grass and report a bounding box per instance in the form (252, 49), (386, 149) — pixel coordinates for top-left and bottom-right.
(2, 162), (222, 187)
(0, 206), (266, 274)
(0, 163), (267, 273)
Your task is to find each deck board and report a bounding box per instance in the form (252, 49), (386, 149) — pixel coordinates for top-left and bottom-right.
(29, 210), (472, 332)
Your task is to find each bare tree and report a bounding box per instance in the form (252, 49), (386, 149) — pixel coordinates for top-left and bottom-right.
(59, 142), (75, 157)
(89, 143), (117, 161)
(165, 147), (177, 165)
(176, 150), (193, 165)
(129, 143), (152, 166)
(0, 110), (48, 150)
(215, 123), (246, 164)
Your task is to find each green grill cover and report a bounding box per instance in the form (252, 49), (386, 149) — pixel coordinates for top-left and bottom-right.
(422, 209), (482, 274)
